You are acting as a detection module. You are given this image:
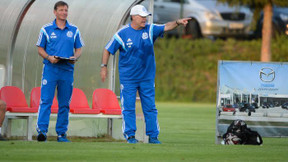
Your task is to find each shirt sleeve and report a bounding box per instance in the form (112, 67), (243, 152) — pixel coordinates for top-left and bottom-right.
(152, 24), (165, 41)
(74, 29), (85, 49)
(105, 34), (121, 55)
(36, 28), (47, 48)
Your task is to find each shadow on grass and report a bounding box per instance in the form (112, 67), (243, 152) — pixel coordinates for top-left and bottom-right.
(6, 134), (126, 142)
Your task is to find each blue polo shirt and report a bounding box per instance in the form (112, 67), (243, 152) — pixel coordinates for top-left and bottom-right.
(105, 23), (165, 83)
(36, 19), (84, 71)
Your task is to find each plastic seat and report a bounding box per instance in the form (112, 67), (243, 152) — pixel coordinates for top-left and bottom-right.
(30, 87), (58, 113)
(0, 86), (37, 113)
(92, 88), (121, 115)
(70, 88), (100, 114)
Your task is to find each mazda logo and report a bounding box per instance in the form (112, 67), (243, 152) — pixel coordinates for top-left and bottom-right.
(259, 67), (275, 82)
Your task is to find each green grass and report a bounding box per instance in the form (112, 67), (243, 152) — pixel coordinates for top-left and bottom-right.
(1, 102), (287, 161)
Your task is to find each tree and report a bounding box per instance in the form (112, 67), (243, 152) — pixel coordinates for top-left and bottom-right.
(217, 0), (288, 62)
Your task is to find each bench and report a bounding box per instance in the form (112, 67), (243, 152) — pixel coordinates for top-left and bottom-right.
(4, 112), (123, 141)
(1, 86), (146, 142)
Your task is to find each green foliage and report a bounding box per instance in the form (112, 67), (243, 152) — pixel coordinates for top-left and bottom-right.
(271, 35), (288, 61)
(154, 36), (288, 102)
(217, 0), (288, 8)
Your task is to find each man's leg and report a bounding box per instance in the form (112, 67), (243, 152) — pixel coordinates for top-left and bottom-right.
(36, 65), (57, 140)
(0, 100), (7, 141)
(0, 100), (6, 127)
(138, 80), (160, 143)
(120, 82), (138, 141)
(55, 70), (73, 142)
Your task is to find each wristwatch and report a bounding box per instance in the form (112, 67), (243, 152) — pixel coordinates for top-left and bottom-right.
(101, 64), (107, 68)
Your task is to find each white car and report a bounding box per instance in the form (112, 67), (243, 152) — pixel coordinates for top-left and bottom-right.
(151, 0), (253, 39)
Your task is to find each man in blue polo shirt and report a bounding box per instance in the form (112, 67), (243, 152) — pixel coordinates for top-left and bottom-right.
(36, 1), (84, 142)
(100, 4), (190, 144)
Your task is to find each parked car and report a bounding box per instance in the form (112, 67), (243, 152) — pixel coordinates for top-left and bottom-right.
(267, 102), (275, 108)
(262, 102), (269, 108)
(281, 102), (288, 109)
(251, 102), (259, 109)
(274, 102), (280, 107)
(222, 104), (236, 112)
(232, 104), (239, 109)
(240, 103), (256, 113)
(255, 6), (288, 38)
(237, 102), (245, 109)
(149, 0), (253, 39)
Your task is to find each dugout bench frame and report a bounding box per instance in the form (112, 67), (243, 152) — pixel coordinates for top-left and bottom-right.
(3, 112), (146, 142)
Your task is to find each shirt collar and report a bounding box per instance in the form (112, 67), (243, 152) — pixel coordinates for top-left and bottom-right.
(52, 19), (71, 29)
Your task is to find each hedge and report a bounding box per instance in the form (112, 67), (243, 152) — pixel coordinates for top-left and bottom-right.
(154, 36), (288, 102)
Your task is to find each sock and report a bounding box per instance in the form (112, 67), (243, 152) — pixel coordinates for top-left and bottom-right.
(0, 127), (2, 134)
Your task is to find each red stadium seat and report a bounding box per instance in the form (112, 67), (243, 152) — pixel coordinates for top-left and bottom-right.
(51, 98), (59, 113)
(92, 88), (121, 115)
(70, 88), (100, 114)
(0, 86), (37, 113)
(30, 87), (41, 109)
(30, 87), (58, 113)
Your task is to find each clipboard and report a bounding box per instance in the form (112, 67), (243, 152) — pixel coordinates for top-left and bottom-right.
(54, 56), (76, 61)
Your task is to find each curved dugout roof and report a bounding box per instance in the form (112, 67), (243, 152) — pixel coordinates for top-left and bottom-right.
(0, 0), (145, 99)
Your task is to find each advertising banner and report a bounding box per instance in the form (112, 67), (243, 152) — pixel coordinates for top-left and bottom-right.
(216, 61), (288, 143)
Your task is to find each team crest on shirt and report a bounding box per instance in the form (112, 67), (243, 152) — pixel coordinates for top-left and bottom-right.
(126, 38), (133, 48)
(50, 32), (57, 39)
(42, 79), (47, 85)
(142, 32), (148, 39)
(66, 31), (73, 38)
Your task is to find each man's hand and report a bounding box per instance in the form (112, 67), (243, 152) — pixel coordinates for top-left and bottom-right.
(100, 49), (111, 82)
(68, 56), (78, 64)
(48, 56), (59, 64)
(100, 67), (107, 82)
(38, 47), (60, 64)
(164, 17), (192, 32)
(176, 18), (191, 27)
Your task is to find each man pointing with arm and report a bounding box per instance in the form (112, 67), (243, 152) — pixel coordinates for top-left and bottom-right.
(101, 4), (190, 144)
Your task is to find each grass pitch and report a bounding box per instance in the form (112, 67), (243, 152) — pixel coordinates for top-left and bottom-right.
(0, 102), (287, 161)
